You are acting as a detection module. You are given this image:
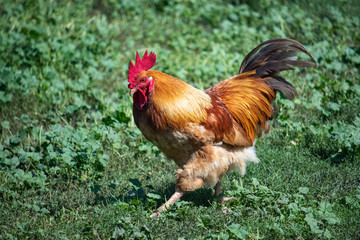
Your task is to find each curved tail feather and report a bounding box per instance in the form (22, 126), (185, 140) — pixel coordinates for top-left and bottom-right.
(238, 38), (317, 100)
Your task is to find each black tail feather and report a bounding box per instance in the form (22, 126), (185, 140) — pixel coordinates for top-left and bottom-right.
(239, 38), (317, 75)
(238, 38), (317, 99)
(265, 76), (298, 100)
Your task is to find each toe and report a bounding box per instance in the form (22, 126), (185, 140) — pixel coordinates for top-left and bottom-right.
(150, 212), (161, 218)
(217, 196), (234, 204)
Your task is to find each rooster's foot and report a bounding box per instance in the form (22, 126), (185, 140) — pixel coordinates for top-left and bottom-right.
(150, 189), (184, 218)
(150, 211), (162, 218)
(218, 196), (234, 203)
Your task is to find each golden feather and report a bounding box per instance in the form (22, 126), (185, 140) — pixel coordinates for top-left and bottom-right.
(206, 75), (276, 142)
(141, 71), (212, 129)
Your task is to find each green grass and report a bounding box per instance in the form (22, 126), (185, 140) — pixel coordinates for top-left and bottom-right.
(1, 0), (360, 239)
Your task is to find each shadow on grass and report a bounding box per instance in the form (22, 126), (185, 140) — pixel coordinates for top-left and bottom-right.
(92, 178), (214, 209)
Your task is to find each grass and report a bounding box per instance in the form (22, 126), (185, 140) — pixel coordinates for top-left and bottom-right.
(1, 0), (360, 239)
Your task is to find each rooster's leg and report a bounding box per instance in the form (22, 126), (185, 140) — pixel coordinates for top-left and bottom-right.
(150, 188), (184, 217)
(214, 180), (222, 197)
(214, 180), (233, 203)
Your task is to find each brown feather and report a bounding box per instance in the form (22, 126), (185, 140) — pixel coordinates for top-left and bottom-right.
(140, 70), (212, 130)
(206, 76), (276, 142)
(203, 93), (234, 142)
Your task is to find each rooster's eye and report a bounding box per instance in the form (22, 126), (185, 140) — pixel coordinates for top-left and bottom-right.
(140, 77), (146, 83)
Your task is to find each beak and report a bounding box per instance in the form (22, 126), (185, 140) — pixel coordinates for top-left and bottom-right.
(130, 88), (137, 97)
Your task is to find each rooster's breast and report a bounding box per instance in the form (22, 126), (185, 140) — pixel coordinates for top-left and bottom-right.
(134, 109), (214, 167)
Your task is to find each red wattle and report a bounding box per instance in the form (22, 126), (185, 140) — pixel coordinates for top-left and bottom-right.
(133, 89), (148, 110)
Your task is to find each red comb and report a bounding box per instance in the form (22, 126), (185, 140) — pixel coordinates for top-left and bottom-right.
(128, 50), (156, 88)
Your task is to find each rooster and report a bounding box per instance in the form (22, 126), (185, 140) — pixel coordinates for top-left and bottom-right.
(127, 39), (316, 217)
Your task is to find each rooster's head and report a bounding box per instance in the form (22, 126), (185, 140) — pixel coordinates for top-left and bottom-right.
(128, 50), (156, 110)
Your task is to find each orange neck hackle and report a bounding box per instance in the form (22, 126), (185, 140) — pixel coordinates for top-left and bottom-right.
(142, 71), (212, 129)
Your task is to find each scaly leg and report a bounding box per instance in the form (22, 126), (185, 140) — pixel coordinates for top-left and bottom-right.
(214, 180), (222, 197)
(150, 188), (184, 217)
(214, 180), (233, 203)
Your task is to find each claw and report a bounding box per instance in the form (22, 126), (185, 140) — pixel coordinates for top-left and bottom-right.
(149, 189), (184, 218)
(150, 211), (161, 218)
(214, 180), (234, 213)
(222, 206), (230, 214)
(219, 196), (234, 204)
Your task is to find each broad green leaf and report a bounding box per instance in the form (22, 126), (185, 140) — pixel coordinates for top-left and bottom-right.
(299, 187), (309, 194)
(305, 213), (322, 234)
(227, 224), (248, 239)
(0, 91), (12, 102)
(1, 121), (10, 129)
(147, 193), (161, 199)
